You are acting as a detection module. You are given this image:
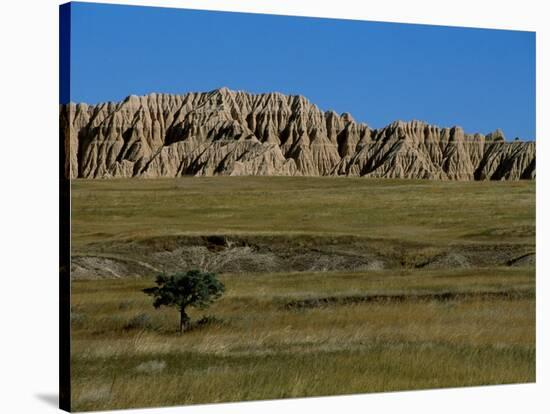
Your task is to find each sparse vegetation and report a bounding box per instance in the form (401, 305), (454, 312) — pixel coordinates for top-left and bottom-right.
(71, 268), (535, 411)
(69, 177), (535, 411)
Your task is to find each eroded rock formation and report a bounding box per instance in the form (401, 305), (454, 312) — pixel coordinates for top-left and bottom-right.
(60, 88), (535, 180)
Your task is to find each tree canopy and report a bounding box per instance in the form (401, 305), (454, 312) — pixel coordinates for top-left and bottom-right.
(143, 270), (225, 333)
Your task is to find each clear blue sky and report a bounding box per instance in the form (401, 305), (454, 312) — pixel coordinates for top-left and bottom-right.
(68, 2), (536, 140)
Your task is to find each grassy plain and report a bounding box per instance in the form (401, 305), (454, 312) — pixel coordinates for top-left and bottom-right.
(70, 178), (535, 411)
(71, 177), (535, 247)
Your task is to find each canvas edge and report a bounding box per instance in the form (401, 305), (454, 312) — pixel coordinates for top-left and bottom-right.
(59, 2), (72, 412)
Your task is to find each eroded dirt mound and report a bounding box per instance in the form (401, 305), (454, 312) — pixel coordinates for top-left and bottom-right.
(507, 253), (536, 267)
(71, 255), (160, 279)
(71, 235), (535, 279)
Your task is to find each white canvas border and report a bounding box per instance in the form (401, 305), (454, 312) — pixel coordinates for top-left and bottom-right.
(0, 0), (546, 413)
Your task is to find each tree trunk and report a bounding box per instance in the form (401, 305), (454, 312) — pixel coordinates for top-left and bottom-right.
(179, 308), (190, 334)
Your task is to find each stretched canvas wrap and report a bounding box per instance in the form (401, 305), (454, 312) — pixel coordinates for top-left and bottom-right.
(59, 2), (536, 411)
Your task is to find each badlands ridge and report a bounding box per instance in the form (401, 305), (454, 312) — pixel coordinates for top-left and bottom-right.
(61, 88), (535, 180)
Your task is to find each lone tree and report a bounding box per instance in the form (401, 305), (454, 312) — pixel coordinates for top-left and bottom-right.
(143, 270), (225, 334)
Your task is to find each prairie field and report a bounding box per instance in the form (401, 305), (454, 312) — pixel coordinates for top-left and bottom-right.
(70, 177), (535, 411)
(71, 177), (535, 247)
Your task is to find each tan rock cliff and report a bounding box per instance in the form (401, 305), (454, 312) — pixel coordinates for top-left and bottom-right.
(60, 88), (535, 180)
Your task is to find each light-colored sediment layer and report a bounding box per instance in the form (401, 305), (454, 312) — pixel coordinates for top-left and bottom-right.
(60, 88), (535, 180)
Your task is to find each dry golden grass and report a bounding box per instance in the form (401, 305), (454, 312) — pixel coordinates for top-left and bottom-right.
(69, 178), (535, 411)
(71, 177), (535, 248)
(71, 268), (535, 411)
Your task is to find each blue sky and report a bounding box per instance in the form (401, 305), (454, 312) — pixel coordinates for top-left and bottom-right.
(68, 2), (536, 140)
